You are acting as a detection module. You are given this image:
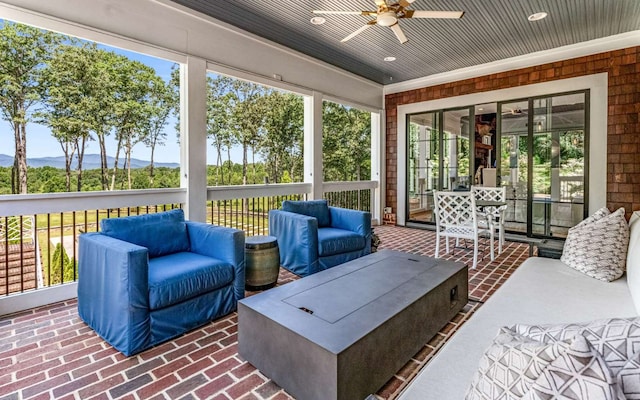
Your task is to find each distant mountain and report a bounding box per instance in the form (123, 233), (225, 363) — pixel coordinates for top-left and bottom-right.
(0, 154), (179, 170)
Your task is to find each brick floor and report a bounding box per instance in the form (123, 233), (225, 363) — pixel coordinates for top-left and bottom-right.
(0, 225), (531, 399)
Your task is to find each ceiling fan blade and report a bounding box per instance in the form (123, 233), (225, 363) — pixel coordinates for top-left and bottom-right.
(390, 23), (408, 44)
(313, 10), (367, 15)
(375, 0), (387, 6)
(399, 0), (416, 7)
(405, 10), (465, 19)
(341, 24), (372, 42)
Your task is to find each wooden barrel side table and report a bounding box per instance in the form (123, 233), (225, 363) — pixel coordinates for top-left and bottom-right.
(245, 235), (280, 290)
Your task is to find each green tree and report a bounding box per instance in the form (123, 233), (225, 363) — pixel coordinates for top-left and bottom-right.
(49, 243), (76, 284)
(143, 75), (175, 185)
(261, 91), (303, 183)
(0, 167), (11, 194)
(207, 76), (236, 185)
(323, 102), (371, 181)
(38, 42), (96, 191)
(0, 21), (63, 193)
(109, 57), (158, 190)
(226, 79), (267, 185)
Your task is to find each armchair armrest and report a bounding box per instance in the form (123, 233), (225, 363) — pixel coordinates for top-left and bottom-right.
(269, 210), (319, 276)
(329, 207), (372, 253)
(186, 222), (245, 300)
(329, 207), (372, 237)
(77, 232), (150, 356)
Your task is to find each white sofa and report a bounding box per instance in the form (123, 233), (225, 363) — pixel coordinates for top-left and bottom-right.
(399, 213), (640, 400)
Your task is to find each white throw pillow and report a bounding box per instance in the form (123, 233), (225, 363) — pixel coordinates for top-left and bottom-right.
(618, 351), (640, 399)
(574, 206), (611, 228)
(465, 328), (571, 400)
(627, 211), (640, 314)
(560, 207), (629, 282)
(512, 317), (640, 399)
(521, 334), (623, 400)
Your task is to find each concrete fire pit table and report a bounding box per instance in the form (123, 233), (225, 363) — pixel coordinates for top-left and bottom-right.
(238, 249), (468, 400)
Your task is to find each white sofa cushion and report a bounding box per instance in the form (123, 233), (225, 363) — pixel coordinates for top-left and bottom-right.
(398, 258), (636, 400)
(560, 207), (629, 282)
(627, 211), (640, 314)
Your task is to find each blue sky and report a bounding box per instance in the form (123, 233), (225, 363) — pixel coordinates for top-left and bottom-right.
(0, 28), (247, 165)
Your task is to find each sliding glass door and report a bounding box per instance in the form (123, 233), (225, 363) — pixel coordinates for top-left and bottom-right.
(531, 93), (588, 237)
(499, 92), (588, 237)
(406, 90), (588, 239)
(500, 100), (529, 234)
(407, 107), (473, 223)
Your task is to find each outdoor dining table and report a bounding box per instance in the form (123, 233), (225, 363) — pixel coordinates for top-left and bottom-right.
(475, 199), (507, 209)
(475, 199), (508, 257)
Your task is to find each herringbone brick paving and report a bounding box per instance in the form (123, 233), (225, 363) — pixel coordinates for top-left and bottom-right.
(0, 225), (531, 399)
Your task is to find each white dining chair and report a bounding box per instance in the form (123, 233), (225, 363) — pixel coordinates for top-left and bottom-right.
(433, 191), (494, 269)
(471, 185), (507, 254)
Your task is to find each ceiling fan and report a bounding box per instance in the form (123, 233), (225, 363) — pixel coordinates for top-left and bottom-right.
(502, 107), (526, 116)
(313, 0), (464, 44)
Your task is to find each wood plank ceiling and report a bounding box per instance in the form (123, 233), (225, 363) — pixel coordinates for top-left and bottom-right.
(170, 0), (640, 84)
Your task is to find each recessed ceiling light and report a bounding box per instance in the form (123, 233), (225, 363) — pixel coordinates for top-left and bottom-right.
(310, 16), (326, 25)
(528, 12), (547, 21)
(384, 56), (396, 62)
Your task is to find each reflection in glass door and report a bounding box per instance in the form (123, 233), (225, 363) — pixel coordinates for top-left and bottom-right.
(531, 93), (587, 237)
(407, 108), (472, 223)
(443, 108), (472, 191)
(500, 100), (529, 234)
(500, 92), (587, 237)
(407, 112), (439, 223)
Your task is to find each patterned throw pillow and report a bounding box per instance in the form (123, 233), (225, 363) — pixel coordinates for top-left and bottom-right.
(512, 317), (640, 398)
(509, 322), (585, 343)
(619, 352), (640, 399)
(465, 328), (571, 400)
(522, 334), (623, 400)
(560, 207), (629, 282)
(574, 206), (611, 228)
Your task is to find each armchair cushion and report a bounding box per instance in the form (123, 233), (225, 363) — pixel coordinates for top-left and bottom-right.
(101, 208), (189, 258)
(318, 227), (366, 257)
(148, 252), (235, 310)
(282, 199), (331, 227)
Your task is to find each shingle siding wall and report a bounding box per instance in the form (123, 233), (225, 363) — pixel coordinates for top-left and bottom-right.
(385, 46), (640, 218)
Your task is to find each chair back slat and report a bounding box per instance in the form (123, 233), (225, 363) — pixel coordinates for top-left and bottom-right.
(471, 186), (506, 202)
(433, 191), (477, 232)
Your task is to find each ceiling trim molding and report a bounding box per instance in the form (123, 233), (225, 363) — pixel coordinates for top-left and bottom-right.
(384, 30), (640, 95)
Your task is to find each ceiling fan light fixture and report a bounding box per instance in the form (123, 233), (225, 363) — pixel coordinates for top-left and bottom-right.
(310, 16), (326, 25)
(528, 12), (547, 21)
(377, 11), (398, 26)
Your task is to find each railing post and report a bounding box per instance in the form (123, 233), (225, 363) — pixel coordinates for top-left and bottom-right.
(304, 92), (324, 200)
(371, 111), (382, 224)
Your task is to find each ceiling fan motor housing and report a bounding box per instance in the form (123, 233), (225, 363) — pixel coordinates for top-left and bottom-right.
(377, 11), (398, 26)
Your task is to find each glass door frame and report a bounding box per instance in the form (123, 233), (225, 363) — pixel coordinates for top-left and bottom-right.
(405, 105), (475, 224)
(496, 89), (590, 238)
(405, 89), (590, 238)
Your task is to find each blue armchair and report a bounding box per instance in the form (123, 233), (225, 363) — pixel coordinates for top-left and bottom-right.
(78, 209), (245, 356)
(269, 200), (371, 277)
